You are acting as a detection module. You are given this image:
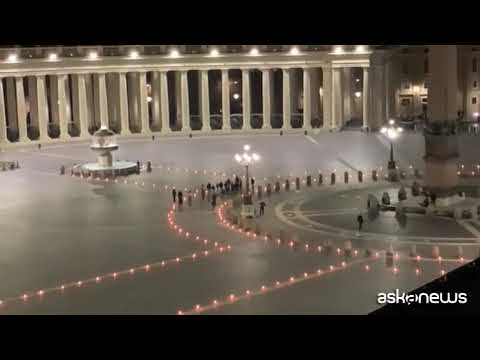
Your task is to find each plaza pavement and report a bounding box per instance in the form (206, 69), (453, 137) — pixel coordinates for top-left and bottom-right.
(0, 131), (477, 314)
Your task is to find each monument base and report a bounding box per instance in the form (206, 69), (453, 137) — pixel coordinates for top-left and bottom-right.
(387, 168), (399, 182)
(394, 190), (479, 220)
(79, 160), (138, 177)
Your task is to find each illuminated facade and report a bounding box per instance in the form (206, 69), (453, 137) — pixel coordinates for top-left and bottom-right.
(0, 45), (477, 147)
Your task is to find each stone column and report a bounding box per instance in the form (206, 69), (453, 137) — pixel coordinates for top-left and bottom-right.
(49, 76), (59, 133)
(15, 77), (28, 142)
(137, 71), (151, 134)
(118, 72), (131, 135)
(127, 73), (140, 132)
(160, 71), (171, 133)
(332, 68), (344, 130)
(373, 63), (386, 131)
(93, 73), (109, 129)
(28, 76), (48, 141)
(303, 68), (312, 130)
(0, 79), (7, 144)
(76, 74), (89, 138)
(343, 67), (352, 123)
(322, 66), (332, 129)
(242, 69), (252, 130)
(311, 69), (321, 127)
(385, 59), (391, 120)
(262, 69), (272, 130)
(180, 70), (191, 132)
(363, 67), (370, 130)
(282, 69), (292, 130)
(57, 74), (70, 139)
(27, 77), (39, 137)
(37, 76), (49, 141)
(200, 70), (211, 132)
(150, 71), (161, 132)
(425, 45), (459, 199)
(174, 72), (182, 130)
(221, 69), (231, 130)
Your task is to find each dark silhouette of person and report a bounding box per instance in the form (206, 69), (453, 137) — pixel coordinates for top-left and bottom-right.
(178, 191), (183, 207)
(357, 215), (364, 231)
(201, 185), (206, 201)
(212, 193), (217, 209)
(172, 189), (177, 203)
(259, 201), (266, 216)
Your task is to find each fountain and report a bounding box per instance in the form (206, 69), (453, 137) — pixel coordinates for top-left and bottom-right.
(80, 126), (137, 177)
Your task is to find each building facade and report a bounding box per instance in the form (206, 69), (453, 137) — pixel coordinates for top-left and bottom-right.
(0, 45), (477, 147)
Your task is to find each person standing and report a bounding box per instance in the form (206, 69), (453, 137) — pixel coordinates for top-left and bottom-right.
(201, 185), (206, 201)
(259, 201), (266, 217)
(178, 191), (183, 208)
(357, 214), (364, 231)
(212, 193), (217, 210)
(172, 188), (177, 203)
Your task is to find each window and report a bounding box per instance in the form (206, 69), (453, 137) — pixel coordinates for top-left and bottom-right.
(402, 62), (408, 75)
(473, 58), (478, 73)
(424, 82), (428, 89)
(474, 81), (478, 89)
(424, 59), (429, 74)
(473, 97), (477, 105)
(403, 82), (410, 90)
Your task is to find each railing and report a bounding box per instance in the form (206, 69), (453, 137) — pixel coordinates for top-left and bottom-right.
(251, 113), (263, 129)
(291, 113), (303, 129)
(3, 113), (331, 144)
(210, 115), (222, 130)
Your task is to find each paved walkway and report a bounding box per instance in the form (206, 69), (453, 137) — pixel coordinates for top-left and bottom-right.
(0, 133), (474, 314)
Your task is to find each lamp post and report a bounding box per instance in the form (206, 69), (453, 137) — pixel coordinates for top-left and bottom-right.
(235, 145), (260, 217)
(380, 120), (403, 182)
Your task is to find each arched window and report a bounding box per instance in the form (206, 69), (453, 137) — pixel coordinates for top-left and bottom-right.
(473, 58), (478, 73)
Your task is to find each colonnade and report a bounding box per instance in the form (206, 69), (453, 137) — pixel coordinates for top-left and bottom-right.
(0, 63), (385, 145)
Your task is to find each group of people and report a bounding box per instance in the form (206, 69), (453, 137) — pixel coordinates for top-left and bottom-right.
(171, 189), (193, 209)
(205, 176), (246, 195)
(170, 174), (268, 215)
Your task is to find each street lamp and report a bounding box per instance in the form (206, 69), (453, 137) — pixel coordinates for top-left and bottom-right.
(235, 144), (260, 197)
(380, 119), (403, 182)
